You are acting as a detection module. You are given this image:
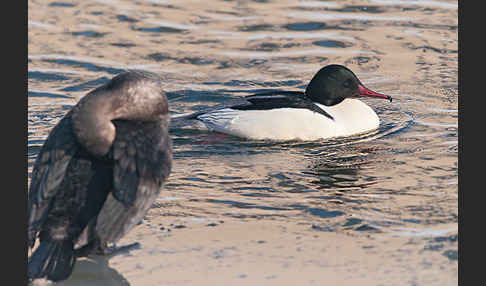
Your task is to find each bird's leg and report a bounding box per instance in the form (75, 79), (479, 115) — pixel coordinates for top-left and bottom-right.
(98, 242), (141, 257)
(74, 238), (103, 257)
(75, 236), (140, 258)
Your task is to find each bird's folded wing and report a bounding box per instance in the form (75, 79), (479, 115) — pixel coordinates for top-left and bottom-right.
(234, 91), (334, 120)
(28, 114), (78, 247)
(112, 121), (172, 207)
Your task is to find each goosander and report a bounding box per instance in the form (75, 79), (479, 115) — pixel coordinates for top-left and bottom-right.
(28, 70), (173, 282)
(172, 64), (392, 140)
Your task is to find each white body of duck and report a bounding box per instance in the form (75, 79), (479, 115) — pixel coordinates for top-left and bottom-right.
(196, 98), (379, 140)
(172, 65), (392, 141)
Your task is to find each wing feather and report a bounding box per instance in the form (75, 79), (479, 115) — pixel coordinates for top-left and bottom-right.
(28, 113), (78, 247)
(94, 120), (172, 243)
(233, 91), (334, 120)
(111, 120), (172, 207)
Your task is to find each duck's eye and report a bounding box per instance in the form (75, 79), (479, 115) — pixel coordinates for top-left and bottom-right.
(343, 79), (352, 88)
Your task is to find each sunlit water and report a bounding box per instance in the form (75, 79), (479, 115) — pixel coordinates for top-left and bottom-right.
(28, 0), (457, 284)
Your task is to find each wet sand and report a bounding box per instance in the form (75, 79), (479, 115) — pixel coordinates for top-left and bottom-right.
(58, 219), (457, 285)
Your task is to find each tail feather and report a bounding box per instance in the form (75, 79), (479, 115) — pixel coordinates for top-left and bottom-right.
(28, 240), (76, 282)
(170, 112), (210, 131)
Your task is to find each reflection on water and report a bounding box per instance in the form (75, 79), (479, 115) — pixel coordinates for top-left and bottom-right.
(28, 0), (457, 284)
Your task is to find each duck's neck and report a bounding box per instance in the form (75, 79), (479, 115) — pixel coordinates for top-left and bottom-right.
(305, 91), (345, 106)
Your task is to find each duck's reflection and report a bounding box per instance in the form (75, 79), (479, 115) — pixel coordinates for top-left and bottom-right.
(56, 255), (129, 286)
(304, 144), (380, 191)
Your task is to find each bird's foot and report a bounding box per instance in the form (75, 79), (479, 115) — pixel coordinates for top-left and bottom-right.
(74, 240), (101, 257)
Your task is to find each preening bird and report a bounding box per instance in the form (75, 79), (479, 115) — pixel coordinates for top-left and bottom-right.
(28, 70), (173, 282)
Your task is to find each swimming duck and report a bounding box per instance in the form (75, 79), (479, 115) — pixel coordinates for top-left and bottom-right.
(172, 64), (392, 140)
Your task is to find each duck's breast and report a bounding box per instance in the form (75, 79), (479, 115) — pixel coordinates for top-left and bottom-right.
(322, 98), (380, 138)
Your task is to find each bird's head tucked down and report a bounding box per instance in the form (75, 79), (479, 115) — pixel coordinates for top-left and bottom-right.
(72, 70), (169, 157)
